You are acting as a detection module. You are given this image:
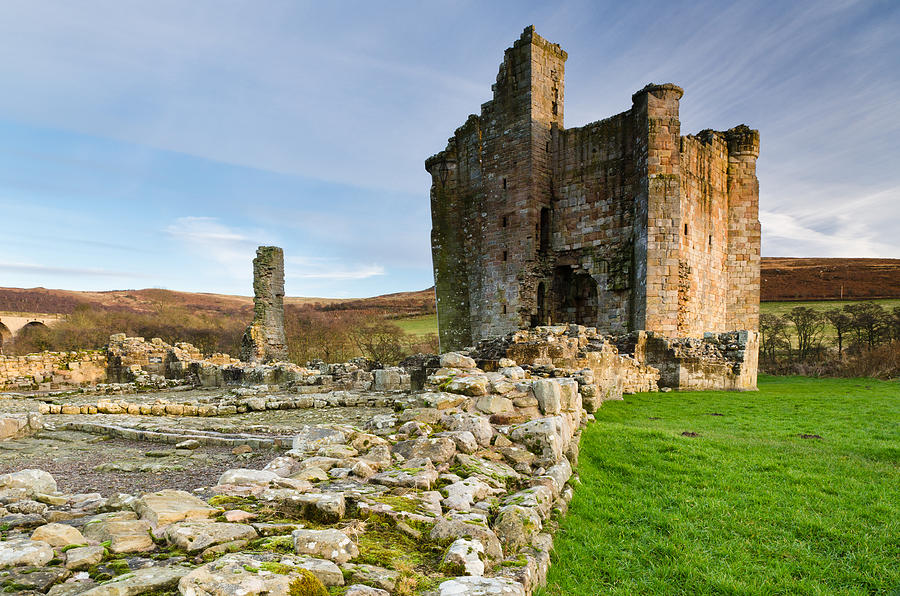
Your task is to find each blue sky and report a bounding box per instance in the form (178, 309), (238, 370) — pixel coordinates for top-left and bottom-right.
(0, 0), (897, 297)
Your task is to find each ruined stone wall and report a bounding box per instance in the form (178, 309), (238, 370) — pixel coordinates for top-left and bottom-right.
(471, 324), (756, 393)
(241, 246), (288, 363)
(552, 111), (638, 333)
(428, 27), (760, 354)
(427, 27), (567, 350)
(639, 330), (759, 391)
(107, 334), (207, 384)
(725, 127), (762, 332)
(0, 350), (106, 391)
(677, 132), (730, 334)
(635, 84), (684, 336)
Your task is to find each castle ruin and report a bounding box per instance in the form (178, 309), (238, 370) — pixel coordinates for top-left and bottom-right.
(427, 27), (760, 352)
(240, 246), (289, 363)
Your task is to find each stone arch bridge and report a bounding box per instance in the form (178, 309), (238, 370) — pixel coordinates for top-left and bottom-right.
(0, 312), (67, 345)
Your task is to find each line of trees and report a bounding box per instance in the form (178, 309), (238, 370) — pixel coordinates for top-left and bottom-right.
(760, 302), (900, 378)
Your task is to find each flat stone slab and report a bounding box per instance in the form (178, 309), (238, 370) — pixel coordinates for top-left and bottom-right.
(2, 566), (71, 592)
(292, 426), (347, 453)
(82, 518), (154, 554)
(80, 565), (189, 596)
(31, 522), (87, 547)
(165, 521), (258, 553)
(0, 469), (57, 494)
(436, 576), (526, 595)
(134, 488), (217, 526)
(292, 528), (358, 564)
(64, 545), (105, 570)
(0, 538), (53, 568)
(178, 552), (341, 594)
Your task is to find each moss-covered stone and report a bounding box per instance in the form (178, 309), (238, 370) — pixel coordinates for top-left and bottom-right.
(287, 569), (328, 596)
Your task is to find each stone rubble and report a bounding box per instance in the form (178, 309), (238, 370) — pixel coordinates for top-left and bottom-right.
(0, 350), (601, 595)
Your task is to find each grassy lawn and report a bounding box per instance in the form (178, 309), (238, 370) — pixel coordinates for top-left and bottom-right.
(538, 375), (899, 595)
(761, 298), (900, 318)
(394, 313), (438, 336)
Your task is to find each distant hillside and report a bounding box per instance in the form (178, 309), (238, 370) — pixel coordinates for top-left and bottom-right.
(760, 258), (900, 302)
(2, 257), (898, 316)
(0, 286), (436, 318)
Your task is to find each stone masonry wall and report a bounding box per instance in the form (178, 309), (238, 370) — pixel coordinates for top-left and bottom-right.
(241, 246), (289, 363)
(471, 324), (757, 393)
(428, 27), (760, 355)
(0, 351), (106, 391)
(677, 131), (730, 334)
(552, 111), (638, 333)
(725, 126), (762, 332)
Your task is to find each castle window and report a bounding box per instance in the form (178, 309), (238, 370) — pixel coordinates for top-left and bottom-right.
(502, 215), (508, 227)
(503, 250), (508, 262)
(709, 234), (713, 248)
(502, 178), (507, 189)
(502, 304), (507, 314)
(546, 141), (550, 152)
(684, 223), (689, 235)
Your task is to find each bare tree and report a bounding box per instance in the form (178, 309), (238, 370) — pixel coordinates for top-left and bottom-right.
(759, 313), (791, 364)
(824, 308), (853, 358)
(844, 302), (889, 350)
(351, 320), (408, 365)
(891, 307), (900, 342)
(786, 306), (825, 361)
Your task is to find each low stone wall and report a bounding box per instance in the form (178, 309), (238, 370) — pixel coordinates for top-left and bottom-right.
(59, 421), (291, 449)
(4, 326), (757, 396)
(108, 335), (413, 393)
(0, 412), (43, 440)
(638, 330), (760, 391)
(473, 324), (758, 393)
(38, 391), (408, 418)
(0, 351), (106, 391)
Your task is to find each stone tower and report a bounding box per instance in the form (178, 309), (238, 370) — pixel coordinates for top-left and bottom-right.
(240, 246), (288, 363)
(426, 27), (760, 351)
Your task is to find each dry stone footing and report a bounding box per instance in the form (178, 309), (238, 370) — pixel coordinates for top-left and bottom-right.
(0, 411), (43, 440)
(38, 390), (410, 418)
(0, 356), (601, 595)
(471, 323), (758, 392)
(57, 421), (292, 449)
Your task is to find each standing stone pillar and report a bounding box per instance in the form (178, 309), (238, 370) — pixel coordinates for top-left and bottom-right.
(240, 246), (288, 363)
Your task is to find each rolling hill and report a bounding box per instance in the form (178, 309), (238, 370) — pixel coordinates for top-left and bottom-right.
(1, 258), (898, 318)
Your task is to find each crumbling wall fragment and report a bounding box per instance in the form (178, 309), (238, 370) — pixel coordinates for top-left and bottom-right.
(241, 246), (288, 364)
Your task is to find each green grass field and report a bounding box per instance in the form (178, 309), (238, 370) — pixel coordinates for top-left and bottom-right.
(537, 376), (899, 595)
(393, 300), (900, 339)
(760, 298), (900, 318)
(394, 313), (438, 336)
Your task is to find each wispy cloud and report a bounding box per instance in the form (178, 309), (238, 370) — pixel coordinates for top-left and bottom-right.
(0, 262), (139, 278)
(165, 216), (266, 277)
(0, 1), (898, 296)
(286, 256), (385, 281)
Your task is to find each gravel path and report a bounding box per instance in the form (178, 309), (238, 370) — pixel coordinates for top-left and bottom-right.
(0, 432), (273, 496)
